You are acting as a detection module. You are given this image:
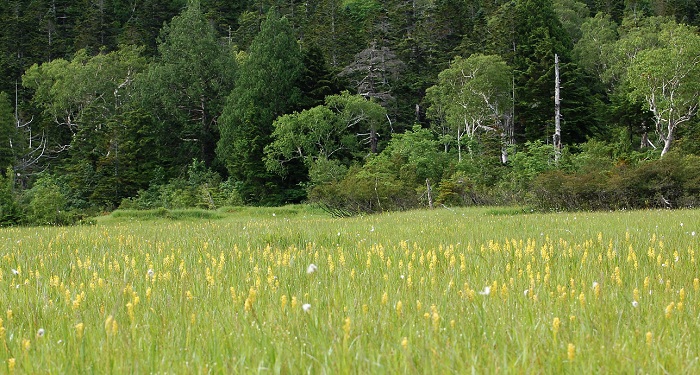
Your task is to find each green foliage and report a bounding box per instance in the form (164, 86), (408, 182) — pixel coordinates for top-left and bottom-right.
(502, 141), (559, 194)
(626, 21), (700, 156)
(531, 151), (700, 210)
(134, 1), (237, 169)
(309, 126), (442, 214)
(0, 92), (15, 171)
(426, 54), (512, 161)
(119, 159), (243, 210)
(0, 168), (21, 226)
(23, 173), (81, 225)
(217, 11), (306, 204)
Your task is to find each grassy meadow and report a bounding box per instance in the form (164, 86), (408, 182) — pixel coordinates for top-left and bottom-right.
(1, 206), (699, 373)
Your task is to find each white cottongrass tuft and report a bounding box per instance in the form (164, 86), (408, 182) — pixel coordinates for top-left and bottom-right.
(37, 328), (45, 338)
(307, 264), (318, 274)
(632, 301), (639, 308)
(478, 286), (491, 296)
(302, 303), (312, 313)
(147, 269), (155, 278)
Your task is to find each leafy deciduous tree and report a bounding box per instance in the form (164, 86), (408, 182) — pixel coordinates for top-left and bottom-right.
(626, 21), (700, 157)
(426, 54), (513, 163)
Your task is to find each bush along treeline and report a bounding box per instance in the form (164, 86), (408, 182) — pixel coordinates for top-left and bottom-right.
(1, 0), (700, 225)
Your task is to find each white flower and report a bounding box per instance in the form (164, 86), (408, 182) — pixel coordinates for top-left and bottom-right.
(11, 268), (19, 275)
(400, 274), (405, 279)
(592, 281), (599, 289)
(692, 231), (696, 236)
(370, 226), (375, 232)
(478, 286), (491, 296)
(272, 213), (276, 217)
(306, 264), (318, 274)
(37, 328), (45, 338)
(302, 303), (311, 313)
(147, 269), (155, 278)
(523, 289), (529, 296)
(632, 300), (639, 308)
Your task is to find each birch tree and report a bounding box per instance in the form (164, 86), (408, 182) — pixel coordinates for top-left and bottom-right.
(626, 21), (700, 157)
(426, 54), (512, 162)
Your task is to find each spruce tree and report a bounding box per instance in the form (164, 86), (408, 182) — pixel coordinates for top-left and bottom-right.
(217, 11), (305, 204)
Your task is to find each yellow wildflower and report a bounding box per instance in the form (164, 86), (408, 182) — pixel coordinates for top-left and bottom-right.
(567, 343), (575, 361)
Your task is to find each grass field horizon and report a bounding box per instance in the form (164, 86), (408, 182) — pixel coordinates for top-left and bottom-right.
(1, 206), (699, 373)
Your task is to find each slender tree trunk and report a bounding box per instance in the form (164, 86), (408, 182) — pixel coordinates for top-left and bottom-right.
(426, 178), (433, 209)
(553, 54), (562, 163)
(661, 127), (674, 157)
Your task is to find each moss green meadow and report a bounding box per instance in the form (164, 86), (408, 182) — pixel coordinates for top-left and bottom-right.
(1, 207), (699, 373)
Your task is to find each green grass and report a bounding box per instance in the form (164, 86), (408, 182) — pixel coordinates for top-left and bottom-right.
(1, 207), (699, 373)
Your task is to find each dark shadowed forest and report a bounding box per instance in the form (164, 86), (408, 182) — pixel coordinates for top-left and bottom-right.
(1, 0), (699, 225)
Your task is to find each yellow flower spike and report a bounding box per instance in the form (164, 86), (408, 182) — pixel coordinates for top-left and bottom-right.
(126, 302), (134, 322)
(679, 288), (686, 303)
(186, 290), (193, 301)
(633, 288), (640, 302)
(593, 283), (600, 299)
(362, 304), (368, 314)
(22, 338), (30, 352)
(396, 301), (403, 317)
(281, 295), (288, 311)
(552, 317), (561, 341)
(291, 296), (298, 309)
(665, 302), (675, 318)
(7, 358), (15, 373)
(75, 323), (85, 339)
(381, 292), (388, 305)
(416, 300), (422, 311)
(105, 315), (118, 336)
(567, 343), (576, 361)
(342, 317), (351, 342)
(401, 337), (408, 350)
(646, 331), (653, 346)
(6, 310), (12, 320)
(694, 278), (700, 291)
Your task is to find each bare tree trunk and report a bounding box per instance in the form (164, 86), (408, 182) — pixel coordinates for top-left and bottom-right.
(426, 179), (433, 209)
(553, 54), (562, 163)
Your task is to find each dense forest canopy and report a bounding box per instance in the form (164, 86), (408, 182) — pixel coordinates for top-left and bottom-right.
(1, 0), (700, 224)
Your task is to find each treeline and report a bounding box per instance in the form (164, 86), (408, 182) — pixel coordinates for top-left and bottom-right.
(1, 0), (700, 225)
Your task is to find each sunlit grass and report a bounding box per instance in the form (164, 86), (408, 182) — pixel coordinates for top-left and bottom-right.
(0, 207), (699, 373)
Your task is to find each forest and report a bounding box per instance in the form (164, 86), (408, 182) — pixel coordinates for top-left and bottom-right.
(0, 0), (699, 225)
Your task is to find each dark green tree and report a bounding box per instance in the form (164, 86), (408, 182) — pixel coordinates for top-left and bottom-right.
(488, 0), (602, 144)
(134, 0), (237, 173)
(0, 92), (15, 171)
(217, 11), (305, 204)
(0, 168), (21, 226)
(118, 0), (186, 55)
